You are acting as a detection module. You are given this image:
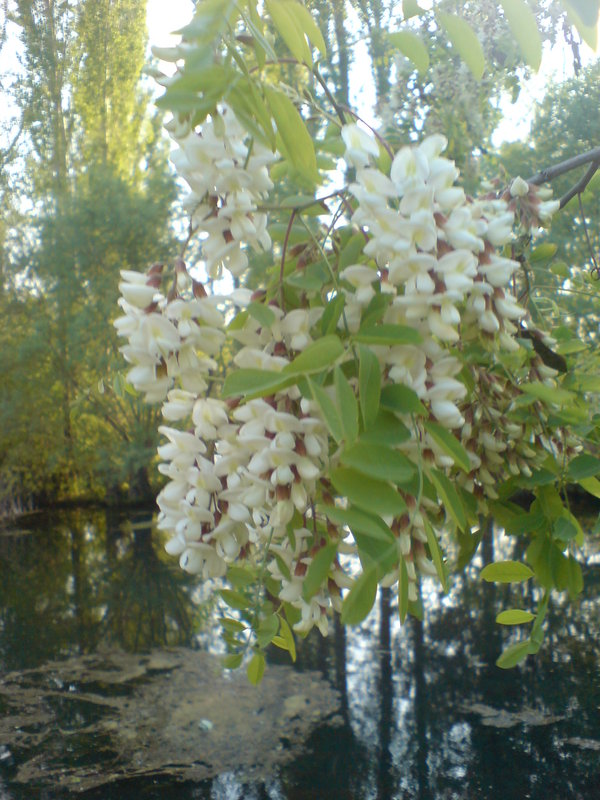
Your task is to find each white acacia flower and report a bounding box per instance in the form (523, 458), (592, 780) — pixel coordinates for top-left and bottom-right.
(419, 134), (448, 161)
(390, 146), (429, 193)
(340, 264), (379, 304)
(428, 310), (460, 342)
(341, 124), (380, 168)
(193, 398), (229, 439)
(118, 281), (157, 309)
(480, 255), (519, 287)
(443, 208), (485, 252)
(510, 176), (529, 197)
(126, 364), (171, 402)
(352, 168), (398, 205)
(162, 389), (197, 421)
(485, 212), (515, 246)
(537, 199), (560, 222)
(180, 544), (227, 578)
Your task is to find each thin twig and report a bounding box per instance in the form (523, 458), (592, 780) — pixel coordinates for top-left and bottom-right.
(180, 217), (198, 259)
(578, 193), (599, 274)
(559, 159), (600, 209)
(312, 64), (347, 125)
(280, 208), (297, 309)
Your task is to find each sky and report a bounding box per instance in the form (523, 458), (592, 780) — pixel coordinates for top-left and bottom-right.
(146, 0), (194, 51)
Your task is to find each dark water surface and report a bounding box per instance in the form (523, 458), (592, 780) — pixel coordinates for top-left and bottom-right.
(1, 508), (599, 799)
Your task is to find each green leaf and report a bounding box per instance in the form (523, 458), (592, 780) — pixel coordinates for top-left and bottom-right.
(423, 518), (448, 592)
(407, 596), (424, 621)
(320, 293), (346, 336)
(247, 651), (266, 684)
(220, 589), (251, 610)
(480, 560), (534, 583)
(320, 506), (398, 577)
(456, 528), (483, 571)
(339, 233), (366, 269)
(222, 368), (291, 398)
(226, 567), (255, 588)
(403, 0), (423, 18)
(287, 261), (329, 291)
(578, 475), (600, 500)
(341, 567), (378, 625)
(561, 0), (598, 49)
(285, 0), (327, 56)
(308, 377), (343, 442)
(303, 543), (337, 600)
(530, 591), (549, 649)
(265, 0), (312, 64)
(567, 453), (600, 480)
(550, 261), (570, 278)
(519, 381), (575, 406)
(388, 30), (430, 73)
(354, 323), (422, 346)
(283, 335), (343, 376)
(398, 557), (409, 624)
(361, 293), (392, 327)
(257, 614), (280, 647)
(564, 556), (583, 599)
(330, 467), (407, 516)
(437, 12), (485, 79)
(220, 617), (247, 634)
(496, 609), (536, 625)
(227, 309), (249, 331)
(278, 616), (297, 662)
(380, 384), (427, 416)
(155, 90), (213, 114)
(553, 516), (578, 543)
(222, 652), (244, 669)
(335, 366), (359, 444)
(423, 421), (471, 472)
(323, 505), (395, 543)
(536, 484), (564, 521)
(341, 442), (415, 485)
(361, 410), (411, 445)
(265, 87), (318, 180)
(176, 0), (238, 40)
(427, 468), (466, 530)
(500, 0), (543, 71)
(526, 535), (555, 589)
(248, 302), (276, 328)
(272, 635), (289, 651)
(273, 552), (291, 582)
(529, 242), (558, 262)
(562, 0), (600, 26)
(556, 340), (587, 355)
(358, 344), (381, 428)
(322, 505), (398, 576)
(496, 640), (531, 669)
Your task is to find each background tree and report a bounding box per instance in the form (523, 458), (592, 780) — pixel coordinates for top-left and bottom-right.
(0, 0), (178, 508)
(497, 59), (600, 340)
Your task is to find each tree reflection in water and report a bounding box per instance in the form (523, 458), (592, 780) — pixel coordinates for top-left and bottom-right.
(1, 511), (599, 798)
(101, 515), (195, 650)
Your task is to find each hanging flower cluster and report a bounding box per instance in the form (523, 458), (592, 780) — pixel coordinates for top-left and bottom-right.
(115, 103), (574, 657)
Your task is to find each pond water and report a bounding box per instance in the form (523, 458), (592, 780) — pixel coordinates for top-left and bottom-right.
(0, 508), (599, 799)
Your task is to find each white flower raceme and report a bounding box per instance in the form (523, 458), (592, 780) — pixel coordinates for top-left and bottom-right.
(116, 115), (568, 642)
(170, 104), (277, 279)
